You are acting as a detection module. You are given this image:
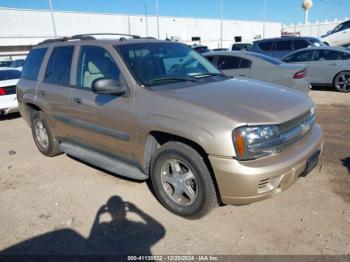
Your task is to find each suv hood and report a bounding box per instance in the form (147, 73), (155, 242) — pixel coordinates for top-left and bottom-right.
(162, 78), (313, 125)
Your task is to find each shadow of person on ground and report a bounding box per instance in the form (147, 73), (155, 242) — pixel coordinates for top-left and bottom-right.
(0, 196), (165, 255)
(341, 157), (350, 175)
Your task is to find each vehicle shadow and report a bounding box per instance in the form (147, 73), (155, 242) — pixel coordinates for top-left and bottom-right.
(341, 157), (350, 175)
(0, 112), (21, 121)
(0, 196), (165, 255)
(311, 85), (335, 92)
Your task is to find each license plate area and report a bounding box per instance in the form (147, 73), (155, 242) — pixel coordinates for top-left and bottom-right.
(300, 150), (320, 177)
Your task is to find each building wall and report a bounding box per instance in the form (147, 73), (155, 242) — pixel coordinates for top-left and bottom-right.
(0, 8), (281, 49)
(282, 19), (348, 38)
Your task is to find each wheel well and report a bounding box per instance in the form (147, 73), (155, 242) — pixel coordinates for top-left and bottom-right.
(24, 103), (42, 125)
(145, 131), (223, 204)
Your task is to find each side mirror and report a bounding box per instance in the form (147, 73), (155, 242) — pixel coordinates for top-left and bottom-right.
(92, 77), (125, 96)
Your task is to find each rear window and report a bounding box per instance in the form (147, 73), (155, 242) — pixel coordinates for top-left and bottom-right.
(0, 70), (21, 80)
(258, 41), (273, 51)
(44, 46), (74, 86)
(249, 52), (282, 65)
(22, 48), (47, 81)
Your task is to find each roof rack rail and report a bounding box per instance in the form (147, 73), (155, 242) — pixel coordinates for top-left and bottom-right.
(71, 33), (141, 39)
(37, 33), (142, 46)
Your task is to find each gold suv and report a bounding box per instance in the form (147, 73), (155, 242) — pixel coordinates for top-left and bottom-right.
(17, 34), (324, 218)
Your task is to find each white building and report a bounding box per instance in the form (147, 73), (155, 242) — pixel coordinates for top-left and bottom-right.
(282, 18), (348, 38)
(0, 7), (281, 57)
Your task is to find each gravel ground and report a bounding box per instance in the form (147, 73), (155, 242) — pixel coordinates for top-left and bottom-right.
(0, 88), (349, 256)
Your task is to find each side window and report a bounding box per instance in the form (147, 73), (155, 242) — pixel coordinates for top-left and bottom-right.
(21, 48), (47, 80)
(217, 56), (240, 70)
(293, 40), (309, 50)
(44, 46), (74, 86)
(341, 52), (350, 60)
(240, 58), (252, 68)
(258, 41), (273, 51)
(205, 56), (216, 65)
(313, 50), (340, 61)
(284, 50), (313, 62)
(77, 46), (121, 89)
(275, 40), (293, 51)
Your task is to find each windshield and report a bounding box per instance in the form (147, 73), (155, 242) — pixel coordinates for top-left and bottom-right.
(116, 42), (222, 87)
(248, 52), (282, 65)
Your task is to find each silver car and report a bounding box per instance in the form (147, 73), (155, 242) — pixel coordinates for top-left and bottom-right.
(204, 51), (310, 94)
(282, 46), (350, 92)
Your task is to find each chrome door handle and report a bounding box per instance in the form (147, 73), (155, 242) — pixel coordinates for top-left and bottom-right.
(329, 63), (337, 66)
(39, 90), (46, 96)
(72, 97), (82, 104)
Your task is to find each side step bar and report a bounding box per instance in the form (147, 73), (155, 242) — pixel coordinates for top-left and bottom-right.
(59, 142), (148, 181)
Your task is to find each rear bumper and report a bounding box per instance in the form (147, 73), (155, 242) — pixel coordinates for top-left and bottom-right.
(0, 95), (18, 115)
(210, 124), (324, 205)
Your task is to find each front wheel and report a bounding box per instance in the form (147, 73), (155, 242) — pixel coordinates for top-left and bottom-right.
(333, 71), (350, 93)
(150, 142), (218, 219)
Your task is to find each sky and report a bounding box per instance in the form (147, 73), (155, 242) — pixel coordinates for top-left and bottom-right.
(0, 0), (348, 25)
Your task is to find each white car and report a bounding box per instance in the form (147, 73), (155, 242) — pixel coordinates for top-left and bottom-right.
(321, 20), (350, 47)
(204, 51), (310, 94)
(282, 46), (350, 92)
(0, 67), (21, 115)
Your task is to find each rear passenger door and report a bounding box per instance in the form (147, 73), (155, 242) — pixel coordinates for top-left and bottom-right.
(311, 50), (343, 84)
(217, 55), (252, 78)
(36, 45), (75, 138)
(68, 45), (134, 159)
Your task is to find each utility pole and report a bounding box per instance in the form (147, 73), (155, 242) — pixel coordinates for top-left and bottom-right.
(220, 0), (223, 48)
(156, 0), (160, 39)
(48, 0), (57, 38)
(145, 0), (149, 37)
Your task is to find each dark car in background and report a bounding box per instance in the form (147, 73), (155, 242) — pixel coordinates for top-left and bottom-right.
(231, 43), (252, 51)
(252, 37), (325, 59)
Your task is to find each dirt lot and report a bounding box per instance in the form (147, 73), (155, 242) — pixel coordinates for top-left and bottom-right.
(0, 88), (349, 256)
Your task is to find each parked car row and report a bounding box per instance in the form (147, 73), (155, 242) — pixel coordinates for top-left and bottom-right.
(0, 67), (21, 115)
(0, 59), (25, 69)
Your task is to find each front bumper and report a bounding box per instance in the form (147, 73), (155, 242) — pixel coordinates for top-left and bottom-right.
(0, 94), (19, 115)
(210, 124), (324, 205)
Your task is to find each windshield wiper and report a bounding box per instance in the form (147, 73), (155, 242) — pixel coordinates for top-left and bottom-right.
(144, 76), (199, 86)
(193, 72), (231, 78)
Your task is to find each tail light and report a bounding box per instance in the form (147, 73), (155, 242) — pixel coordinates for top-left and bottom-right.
(293, 69), (307, 79)
(0, 88), (6, 96)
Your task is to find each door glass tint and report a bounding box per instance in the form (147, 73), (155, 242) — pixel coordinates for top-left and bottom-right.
(240, 58), (252, 68)
(275, 40), (293, 51)
(258, 41), (273, 51)
(205, 56), (216, 64)
(341, 52), (350, 60)
(293, 40), (309, 50)
(21, 48), (47, 80)
(284, 50), (313, 62)
(77, 46), (121, 89)
(44, 46), (74, 86)
(217, 56), (240, 69)
(313, 50), (341, 61)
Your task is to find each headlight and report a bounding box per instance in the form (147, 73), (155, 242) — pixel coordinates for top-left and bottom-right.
(233, 125), (280, 160)
(233, 107), (316, 161)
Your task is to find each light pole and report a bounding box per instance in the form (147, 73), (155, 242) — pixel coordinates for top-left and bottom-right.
(220, 0), (223, 48)
(48, 0), (57, 38)
(263, 0), (266, 39)
(156, 0), (160, 39)
(144, 0), (149, 37)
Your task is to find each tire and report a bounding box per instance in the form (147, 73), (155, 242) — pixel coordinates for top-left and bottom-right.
(333, 71), (350, 93)
(150, 142), (218, 219)
(31, 111), (61, 157)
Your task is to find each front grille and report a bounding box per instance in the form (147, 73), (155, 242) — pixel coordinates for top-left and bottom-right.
(278, 110), (312, 134)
